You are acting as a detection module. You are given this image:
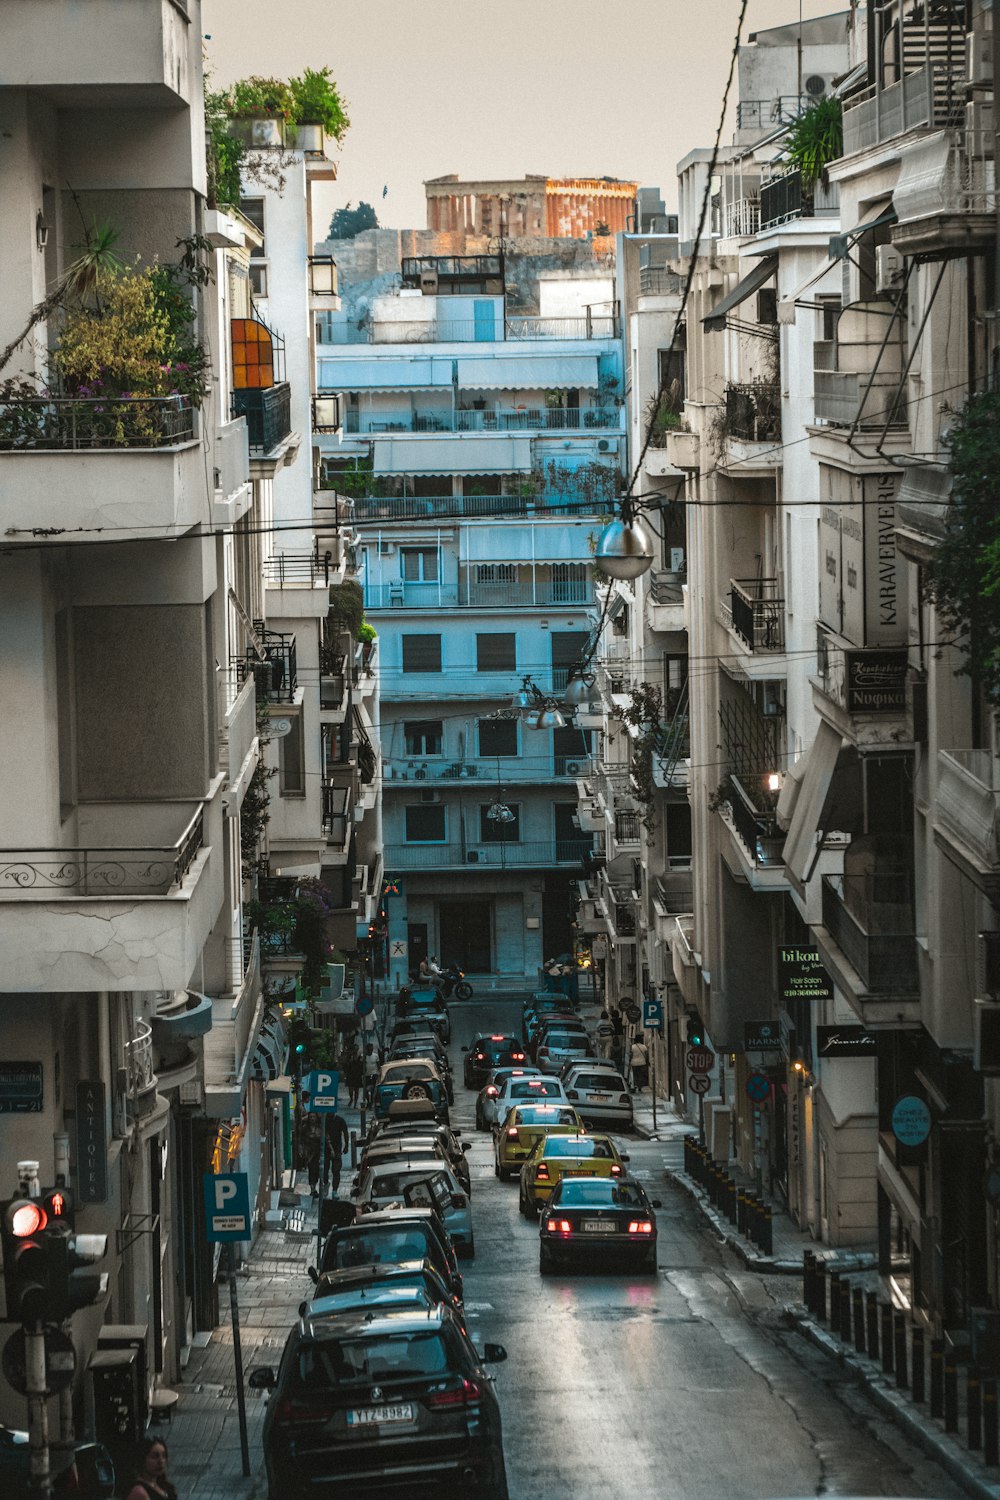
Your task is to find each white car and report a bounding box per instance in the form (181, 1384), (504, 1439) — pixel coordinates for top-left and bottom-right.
(354, 1160), (474, 1257)
(490, 1073), (569, 1126)
(536, 1028), (594, 1075)
(475, 1066), (542, 1131)
(564, 1067), (634, 1128)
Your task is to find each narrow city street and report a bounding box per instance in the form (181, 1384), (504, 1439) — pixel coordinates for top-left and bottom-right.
(445, 996), (961, 1500)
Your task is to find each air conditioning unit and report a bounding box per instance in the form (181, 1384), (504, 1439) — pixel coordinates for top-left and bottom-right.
(466, 851), (480, 863)
(378, 541), (396, 556)
(805, 74), (827, 98)
(875, 244), (905, 296)
(968, 31), (993, 89)
(967, 100), (994, 159)
(419, 789), (440, 804)
(565, 761), (583, 776)
(596, 438), (617, 453)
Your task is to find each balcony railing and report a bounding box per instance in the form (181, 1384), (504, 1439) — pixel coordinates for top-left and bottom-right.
(722, 774), (784, 867)
(231, 383), (292, 453)
(822, 873), (918, 993)
(322, 783), (351, 843)
(341, 406), (618, 435)
(0, 394), (195, 450)
(384, 839), (595, 870)
(263, 551), (335, 587)
(735, 95), (808, 131)
(759, 169), (839, 231)
(813, 308), (908, 429)
(320, 652), (348, 711)
(649, 569), (686, 605)
(320, 315), (620, 345)
(614, 810), (642, 846)
(724, 383), (781, 442)
(125, 1019), (157, 1108)
(842, 64), (965, 155)
(639, 266), (683, 296)
(234, 628), (297, 703)
(363, 577), (590, 609)
(387, 756), (588, 782)
(936, 749), (1000, 868)
(729, 578), (785, 652)
(724, 198), (760, 238)
(352, 493), (601, 522)
(0, 806), (205, 897)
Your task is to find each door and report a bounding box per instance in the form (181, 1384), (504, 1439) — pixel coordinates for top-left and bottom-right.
(438, 900), (492, 972)
(407, 923), (428, 978)
(473, 299), (495, 342)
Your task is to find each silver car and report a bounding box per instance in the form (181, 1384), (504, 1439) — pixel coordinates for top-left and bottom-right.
(536, 1029), (594, 1075)
(475, 1066), (542, 1131)
(354, 1160), (474, 1258)
(564, 1067), (634, 1128)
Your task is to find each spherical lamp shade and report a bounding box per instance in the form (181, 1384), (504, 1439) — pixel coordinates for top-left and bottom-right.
(562, 675), (590, 709)
(535, 702), (567, 731)
(595, 517), (655, 580)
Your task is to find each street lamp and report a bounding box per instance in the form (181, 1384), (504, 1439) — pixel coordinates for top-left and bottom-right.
(562, 670), (596, 710)
(594, 516), (655, 580)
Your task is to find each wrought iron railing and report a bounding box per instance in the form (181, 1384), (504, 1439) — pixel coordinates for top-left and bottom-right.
(729, 578), (785, 652)
(735, 95), (808, 130)
(724, 383), (781, 442)
(352, 494), (602, 522)
(724, 198), (760, 238)
(263, 552), (333, 586)
(322, 782), (350, 843)
(231, 382), (291, 453)
(614, 810), (642, 845)
(384, 839), (595, 869)
(0, 394), (195, 450)
(320, 315), (619, 344)
(722, 775), (784, 867)
(0, 806), (205, 897)
(822, 874), (919, 993)
(234, 627), (297, 703)
(125, 1019), (157, 1100)
(759, 170), (839, 231)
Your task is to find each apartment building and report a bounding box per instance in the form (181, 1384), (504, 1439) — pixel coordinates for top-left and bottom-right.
(317, 252), (622, 977)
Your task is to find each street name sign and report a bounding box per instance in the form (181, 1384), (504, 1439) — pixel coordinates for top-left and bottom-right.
(203, 1173), (252, 1243)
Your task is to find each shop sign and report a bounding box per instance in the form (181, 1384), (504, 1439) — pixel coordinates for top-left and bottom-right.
(744, 1020), (782, 1052)
(76, 1080), (109, 1203)
(778, 946), (832, 1004)
(816, 1025), (878, 1058)
(891, 1094), (931, 1147)
(845, 650), (907, 714)
(0, 1061), (43, 1113)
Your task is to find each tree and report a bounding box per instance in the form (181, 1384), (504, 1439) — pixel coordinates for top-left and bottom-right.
(328, 201), (379, 240)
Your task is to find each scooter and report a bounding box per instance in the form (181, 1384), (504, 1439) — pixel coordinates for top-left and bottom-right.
(437, 965), (473, 1001)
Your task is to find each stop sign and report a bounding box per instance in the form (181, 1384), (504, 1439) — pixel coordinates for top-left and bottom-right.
(686, 1047), (715, 1074)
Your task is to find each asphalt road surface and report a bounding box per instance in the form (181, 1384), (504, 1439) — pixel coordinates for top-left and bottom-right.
(444, 993), (960, 1500)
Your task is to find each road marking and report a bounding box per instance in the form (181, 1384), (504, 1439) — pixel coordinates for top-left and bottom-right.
(464, 1301), (494, 1311)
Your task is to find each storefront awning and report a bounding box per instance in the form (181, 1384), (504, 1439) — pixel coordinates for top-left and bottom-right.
(374, 433), (533, 475)
(456, 355), (599, 390)
(703, 254), (778, 332)
(782, 720), (845, 891)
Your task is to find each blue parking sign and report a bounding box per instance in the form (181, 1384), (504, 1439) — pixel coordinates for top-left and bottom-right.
(303, 1069), (340, 1111)
(642, 998), (664, 1031)
(203, 1172), (252, 1243)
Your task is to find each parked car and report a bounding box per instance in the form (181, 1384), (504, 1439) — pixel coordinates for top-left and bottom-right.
(535, 1028), (593, 1075)
(526, 1015), (588, 1058)
(522, 1003), (579, 1046)
(475, 1066), (542, 1131)
(373, 1059), (450, 1122)
(462, 1034), (527, 1091)
(387, 1039), (455, 1103)
(355, 1161), (474, 1258)
(355, 1139), (456, 1198)
(396, 987), (451, 1043)
(365, 1122), (471, 1193)
(315, 1209), (462, 1303)
(519, 1132), (629, 1219)
(564, 1067), (633, 1129)
(310, 1259), (464, 1325)
(250, 1306), (509, 1500)
(559, 1057), (622, 1086)
(538, 1175), (660, 1275)
(493, 1103), (584, 1180)
(0, 1428), (115, 1499)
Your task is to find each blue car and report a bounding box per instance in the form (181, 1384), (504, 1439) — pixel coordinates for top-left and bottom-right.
(374, 1059), (450, 1122)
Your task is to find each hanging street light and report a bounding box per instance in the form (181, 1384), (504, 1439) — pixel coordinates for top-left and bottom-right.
(594, 516), (655, 580)
(562, 670), (596, 710)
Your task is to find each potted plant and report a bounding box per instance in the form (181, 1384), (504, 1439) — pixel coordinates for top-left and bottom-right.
(225, 76), (296, 148)
(782, 96), (843, 192)
(290, 67), (350, 153)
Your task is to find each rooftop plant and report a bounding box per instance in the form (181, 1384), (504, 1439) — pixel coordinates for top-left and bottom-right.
(205, 67), (350, 208)
(782, 96), (843, 188)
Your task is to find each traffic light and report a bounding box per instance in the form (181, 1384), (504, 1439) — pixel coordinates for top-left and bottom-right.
(48, 1228), (109, 1318)
(2, 1197), (51, 1324)
(688, 1022), (705, 1048)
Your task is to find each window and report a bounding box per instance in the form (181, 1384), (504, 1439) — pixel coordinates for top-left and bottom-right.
(476, 633), (516, 672)
(666, 803), (692, 868)
(405, 805), (446, 842)
(405, 721), (443, 757)
(279, 711), (305, 796)
(657, 325), (686, 408)
(478, 718), (518, 758)
(248, 263), (268, 298)
(480, 804), (520, 842)
(402, 635), (441, 673)
(401, 548), (438, 582)
(240, 198), (266, 259)
(475, 563), (516, 584)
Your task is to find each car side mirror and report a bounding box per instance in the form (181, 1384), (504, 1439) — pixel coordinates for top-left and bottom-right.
(620, 1152), (630, 1162)
(652, 1199), (663, 1209)
(461, 1142), (470, 1152)
(482, 1343), (508, 1364)
(307, 1266), (319, 1285)
(248, 1367), (276, 1390)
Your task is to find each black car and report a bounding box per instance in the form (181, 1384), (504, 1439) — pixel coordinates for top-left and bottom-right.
(310, 1259), (464, 1326)
(316, 1208), (463, 1303)
(462, 1034), (527, 1091)
(251, 1306), (508, 1499)
(0, 1427), (115, 1498)
(538, 1176), (661, 1275)
(396, 988), (451, 1044)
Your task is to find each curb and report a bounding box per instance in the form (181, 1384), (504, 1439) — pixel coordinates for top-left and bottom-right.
(665, 1167), (802, 1274)
(793, 1312), (1000, 1500)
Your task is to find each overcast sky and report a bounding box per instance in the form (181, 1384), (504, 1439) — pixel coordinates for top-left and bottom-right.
(203, 0), (838, 235)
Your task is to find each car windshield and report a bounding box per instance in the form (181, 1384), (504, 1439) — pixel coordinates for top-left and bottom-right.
(370, 1168), (445, 1198)
(555, 1180), (646, 1207)
(382, 1061), (435, 1080)
(543, 1137), (609, 1157)
(294, 1331), (450, 1387)
(546, 1033), (587, 1048)
(510, 1079), (562, 1098)
(328, 1231), (432, 1268)
(515, 1106), (578, 1125)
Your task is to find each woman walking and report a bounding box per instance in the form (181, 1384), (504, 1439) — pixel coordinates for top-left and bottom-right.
(629, 1034), (649, 1093)
(124, 1438), (178, 1500)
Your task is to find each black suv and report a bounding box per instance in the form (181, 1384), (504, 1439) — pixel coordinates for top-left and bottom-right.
(462, 1034), (527, 1091)
(251, 1306), (508, 1499)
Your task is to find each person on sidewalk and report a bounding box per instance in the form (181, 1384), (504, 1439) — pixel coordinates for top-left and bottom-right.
(610, 1010), (625, 1072)
(307, 1109), (350, 1196)
(596, 1010), (614, 1059)
(630, 1034), (649, 1093)
(344, 1046), (364, 1108)
(124, 1438), (178, 1500)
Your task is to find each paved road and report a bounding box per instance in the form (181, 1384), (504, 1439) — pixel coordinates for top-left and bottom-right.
(448, 994), (959, 1500)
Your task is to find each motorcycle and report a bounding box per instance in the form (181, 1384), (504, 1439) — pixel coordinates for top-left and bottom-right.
(436, 965), (473, 1002)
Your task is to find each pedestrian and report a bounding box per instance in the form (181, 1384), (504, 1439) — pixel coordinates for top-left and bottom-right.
(321, 1109), (350, 1194)
(124, 1437), (178, 1500)
(630, 1034), (649, 1093)
(344, 1046), (364, 1108)
(610, 1009), (625, 1071)
(595, 1010), (614, 1059)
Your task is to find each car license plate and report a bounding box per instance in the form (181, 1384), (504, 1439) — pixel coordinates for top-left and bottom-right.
(589, 1093), (611, 1102)
(581, 1219), (615, 1232)
(346, 1404), (414, 1427)
(562, 1169), (593, 1177)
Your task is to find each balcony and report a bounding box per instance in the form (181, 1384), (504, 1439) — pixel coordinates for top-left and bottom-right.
(727, 578), (785, 653)
(735, 96), (808, 133)
(665, 428), (700, 471)
(384, 839), (596, 870)
(264, 551), (342, 619)
(724, 198), (760, 239)
(231, 383), (292, 455)
(935, 749), (1000, 891)
(0, 396), (203, 543)
(364, 570), (591, 610)
(341, 406), (619, 434)
(386, 756), (588, 785)
(203, 933), (264, 1118)
(639, 266), (683, 296)
(351, 493), (599, 522)
(813, 303), (908, 430)
(891, 132), (998, 259)
(401, 255), (504, 293)
(614, 810), (642, 848)
(0, 796), (222, 992)
(724, 383), (781, 443)
(8, 0), (195, 105)
(647, 569), (687, 633)
(220, 676), (258, 799)
(821, 872), (918, 997)
(234, 628), (297, 704)
(718, 774), (786, 885)
(842, 64), (965, 156)
(125, 1019), (159, 1121)
(320, 651), (348, 718)
(759, 169), (839, 232)
(322, 783), (351, 849)
(321, 315), (620, 345)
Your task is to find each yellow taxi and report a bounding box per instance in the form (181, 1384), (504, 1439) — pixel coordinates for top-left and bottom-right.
(493, 1103), (583, 1181)
(518, 1133), (629, 1219)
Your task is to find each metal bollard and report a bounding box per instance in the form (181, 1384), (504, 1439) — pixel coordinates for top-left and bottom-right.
(839, 1278), (853, 1344)
(736, 1190), (747, 1235)
(760, 1203), (773, 1257)
(350, 1130), (358, 1169)
(911, 1326), (925, 1404)
(930, 1338), (944, 1418)
(984, 1378), (999, 1466)
(865, 1291), (879, 1361)
(726, 1176), (738, 1224)
(829, 1273), (842, 1336)
(944, 1350), (958, 1432)
(815, 1259), (828, 1324)
(880, 1304), (895, 1375)
(746, 1194), (760, 1247)
(803, 1252), (815, 1314)
(894, 1311), (908, 1389)
(968, 1368), (982, 1451)
(852, 1286), (866, 1353)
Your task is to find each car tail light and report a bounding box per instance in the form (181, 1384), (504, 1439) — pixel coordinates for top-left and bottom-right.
(619, 1094), (630, 1104)
(627, 1220), (654, 1235)
(490, 1035), (505, 1041)
(425, 1378), (482, 1409)
(273, 1399), (331, 1426)
(545, 1218), (572, 1235)
(506, 1127), (519, 1140)
(567, 1089), (578, 1100)
(512, 1052), (525, 1061)
(535, 1163), (549, 1180)
(610, 1164), (622, 1176)
(450, 1192), (468, 1208)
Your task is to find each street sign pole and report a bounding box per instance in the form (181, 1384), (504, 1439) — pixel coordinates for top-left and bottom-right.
(651, 1038), (657, 1133)
(228, 1244), (251, 1478)
(753, 1105), (763, 1196)
(26, 1319), (51, 1499)
(316, 1129), (326, 1265)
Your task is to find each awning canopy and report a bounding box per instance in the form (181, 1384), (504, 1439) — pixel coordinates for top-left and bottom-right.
(703, 254), (778, 332)
(782, 720), (845, 891)
(374, 433), (533, 475)
(250, 1031), (283, 1083)
(318, 355), (457, 392)
(462, 520), (594, 563)
(778, 201), (896, 323)
(456, 354), (599, 390)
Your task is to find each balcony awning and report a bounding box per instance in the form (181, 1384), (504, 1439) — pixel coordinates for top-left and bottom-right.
(250, 1031), (283, 1083)
(456, 355), (599, 390)
(318, 356), (456, 391)
(373, 434), (533, 475)
(778, 201), (896, 322)
(782, 720), (845, 892)
(462, 520), (594, 562)
(703, 254), (778, 332)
